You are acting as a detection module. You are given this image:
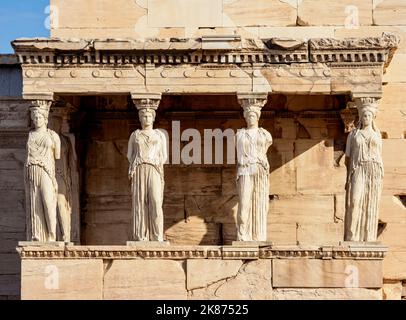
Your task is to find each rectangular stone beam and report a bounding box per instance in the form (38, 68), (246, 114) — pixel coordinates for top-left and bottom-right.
(12, 35), (399, 97)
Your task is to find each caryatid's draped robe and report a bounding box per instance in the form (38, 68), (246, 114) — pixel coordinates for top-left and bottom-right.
(236, 127), (272, 241)
(127, 129), (167, 241)
(25, 128), (61, 242)
(345, 126), (384, 242)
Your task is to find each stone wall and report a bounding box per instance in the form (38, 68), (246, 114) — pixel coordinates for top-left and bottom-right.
(47, 0), (406, 300)
(49, 0), (406, 41)
(0, 64), (26, 299)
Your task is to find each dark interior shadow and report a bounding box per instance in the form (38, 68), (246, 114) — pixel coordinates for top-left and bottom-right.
(64, 93), (350, 246)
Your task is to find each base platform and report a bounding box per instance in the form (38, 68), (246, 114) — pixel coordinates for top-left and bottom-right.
(16, 243), (388, 300)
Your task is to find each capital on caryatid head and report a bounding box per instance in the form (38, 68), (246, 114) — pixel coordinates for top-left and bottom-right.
(237, 93), (268, 111)
(25, 93), (54, 104)
(30, 99), (53, 113)
(131, 92), (162, 111)
(354, 97), (380, 118)
(25, 93), (55, 119)
(351, 93), (381, 120)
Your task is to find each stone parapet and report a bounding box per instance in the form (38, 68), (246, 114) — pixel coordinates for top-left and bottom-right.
(17, 243), (387, 300)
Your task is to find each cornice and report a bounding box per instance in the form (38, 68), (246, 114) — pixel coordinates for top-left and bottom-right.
(11, 33), (399, 68)
(16, 244), (388, 261)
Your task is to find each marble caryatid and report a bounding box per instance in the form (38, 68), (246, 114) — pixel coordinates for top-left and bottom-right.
(344, 97), (384, 242)
(50, 106), (80, 243)
(25, 100), (61, 242)
(236, 95), (272, 241)
(127, 97), (167, 242)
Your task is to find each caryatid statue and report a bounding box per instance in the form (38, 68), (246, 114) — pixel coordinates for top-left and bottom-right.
(25, 100), (61, 242)
(127, 95), (167, 242)
(50, 104), (80, 243)
(344, 97), (384, 242)
(236, 94), (273, 242)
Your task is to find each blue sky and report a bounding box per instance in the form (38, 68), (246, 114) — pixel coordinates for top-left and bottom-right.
(0, 0), (50, 53)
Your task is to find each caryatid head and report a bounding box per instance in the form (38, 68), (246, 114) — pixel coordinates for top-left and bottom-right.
(138, 107), (156, 129)
(356, 98), (379, 130)
(243, 106), (262, 129)
(30, 100), (52, 129)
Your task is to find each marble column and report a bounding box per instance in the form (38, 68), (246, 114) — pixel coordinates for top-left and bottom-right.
(127, 93), (168, 243)
(235, 93), (272, 243)
(49, 102), (80, 244)
(24, 98), (60, 242)
(344, 96), (383, 242)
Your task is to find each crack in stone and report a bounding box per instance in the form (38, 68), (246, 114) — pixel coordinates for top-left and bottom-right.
(187, 263), (243, 294)
(212, 261), (248, 298)
(187, 260), (261, 298)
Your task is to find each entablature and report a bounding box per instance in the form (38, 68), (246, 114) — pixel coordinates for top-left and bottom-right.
(17, 244), (388, 261)
(11, 34), (399, 97)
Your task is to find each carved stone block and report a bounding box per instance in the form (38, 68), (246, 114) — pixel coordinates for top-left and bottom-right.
(273, 259), (383, 288)
(103, 260), (187, 299)
(21, 259), (103, 300)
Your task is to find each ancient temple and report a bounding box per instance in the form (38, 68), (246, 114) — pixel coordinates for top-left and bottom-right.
(0, 0), (406, 300)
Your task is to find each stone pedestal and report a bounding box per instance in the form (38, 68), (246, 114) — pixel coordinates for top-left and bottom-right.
(17, 243), (388, 300)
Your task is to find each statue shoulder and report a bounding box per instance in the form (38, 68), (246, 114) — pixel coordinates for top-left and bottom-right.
(155, 128), (167, 139)
(236, 128), (246, 137)
(48, 129), (61, 144)
(129, 129), (140, 139)
(259, 127), (272, 136)
(374, 130), (383, 139)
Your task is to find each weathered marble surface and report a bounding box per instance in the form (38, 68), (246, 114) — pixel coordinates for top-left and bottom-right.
(25, 100), (60, 242)
(128, 95), (167, 242)
(236, 94), (272, 241)
(344, 98), (383, 242)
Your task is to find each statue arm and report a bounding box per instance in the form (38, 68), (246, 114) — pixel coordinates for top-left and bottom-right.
(160, 131), (168, 165)
(344, 131), (354, 189)
(52, 131), (61, 160)
(127, 132), (136, 179)
(378, 133), (384, 177)
(127, 132), (135, 163)
(265, 129), (273, 148)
